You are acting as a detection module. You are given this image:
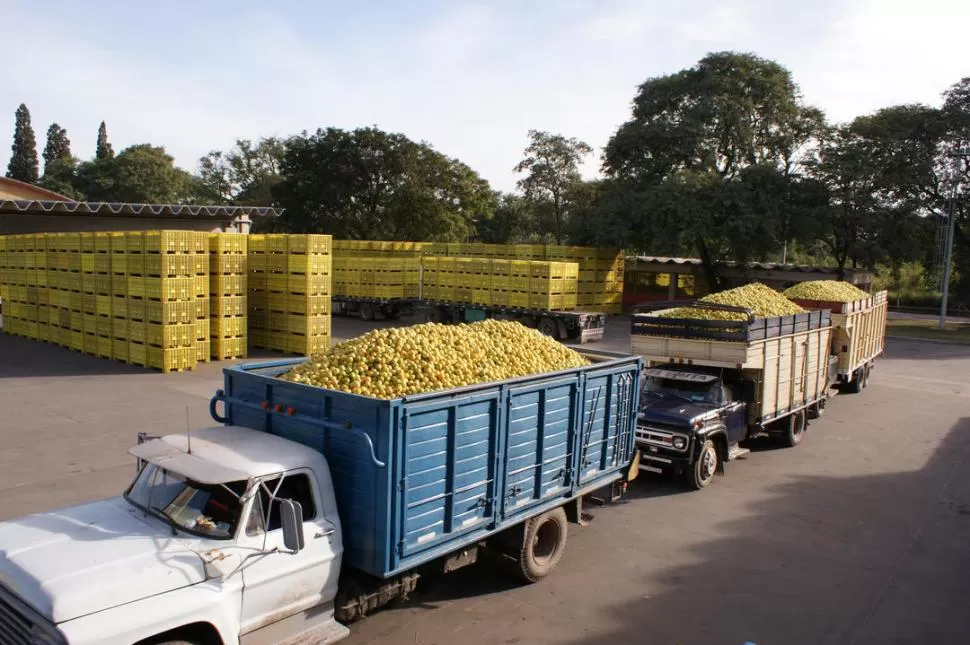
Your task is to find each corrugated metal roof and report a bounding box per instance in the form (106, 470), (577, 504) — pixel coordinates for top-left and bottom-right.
(629, 255), (863, 275)
(0, 199), (282, 218)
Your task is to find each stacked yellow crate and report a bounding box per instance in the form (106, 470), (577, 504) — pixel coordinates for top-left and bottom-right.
(0, 234), (38, 340)
(126, 231), (200, 373)
(249, 234), (331, 356)
(418, 256), (577, 311)
(209, 233), (248, 360)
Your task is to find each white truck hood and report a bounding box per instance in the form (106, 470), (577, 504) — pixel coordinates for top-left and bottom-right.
(0, 496), (208, 623)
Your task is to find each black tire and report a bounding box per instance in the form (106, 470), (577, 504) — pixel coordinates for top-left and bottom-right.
(843, 367), (863, 394)
(685, 439), (718, 490)
(424, 307), (443, 323)
(383, 305), (401, 320)
(779, 409), (807, 447)
(359, 302), (376, 321)
(537, 317), (559, 340)
(517, 507), (568, 583)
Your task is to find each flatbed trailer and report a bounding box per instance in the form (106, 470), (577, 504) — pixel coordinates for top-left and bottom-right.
(331, 295), (607, 344)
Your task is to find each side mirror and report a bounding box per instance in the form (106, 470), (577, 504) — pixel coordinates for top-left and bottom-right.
(280, 499), (305, 552)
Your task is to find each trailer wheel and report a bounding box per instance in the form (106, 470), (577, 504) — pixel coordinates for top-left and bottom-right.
(779, 409), (807, 447)
(517, 507), (568, 583)
(359, 302), (376, 321)
(537, 317), (559, 340)
(685, 440), (718, 490)
(383, 305), (400, 320)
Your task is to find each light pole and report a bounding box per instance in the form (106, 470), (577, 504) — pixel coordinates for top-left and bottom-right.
(939, 147), (970, 329)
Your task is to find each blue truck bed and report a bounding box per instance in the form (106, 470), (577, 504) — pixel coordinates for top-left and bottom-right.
(210, 348), (642, 580)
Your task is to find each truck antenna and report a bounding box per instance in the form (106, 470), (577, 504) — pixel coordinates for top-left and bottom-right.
(186, 407), (192, 454)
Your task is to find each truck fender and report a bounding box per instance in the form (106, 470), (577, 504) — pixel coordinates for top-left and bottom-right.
(696, 428), (728, 475)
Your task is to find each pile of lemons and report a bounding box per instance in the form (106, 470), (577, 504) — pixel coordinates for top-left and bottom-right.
(279, 319), (590, 399)
(663, 282), (805, 322)
(783, 280), (869, 302)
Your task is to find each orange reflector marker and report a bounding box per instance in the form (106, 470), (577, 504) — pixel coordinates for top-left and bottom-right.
(273, 404), (283, 413)
(286, 407), (296, 416)
(260, 401), (270, 410)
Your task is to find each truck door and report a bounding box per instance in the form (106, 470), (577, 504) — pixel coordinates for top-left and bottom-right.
(237, 469), (340, 635)
(721, 385), (747, 444)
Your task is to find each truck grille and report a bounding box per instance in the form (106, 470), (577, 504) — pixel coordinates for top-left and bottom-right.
(0, 582), (66, 645)
(636, 425), (689, 452)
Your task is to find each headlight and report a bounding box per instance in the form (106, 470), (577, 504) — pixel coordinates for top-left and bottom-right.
(672, 437), (687, 450)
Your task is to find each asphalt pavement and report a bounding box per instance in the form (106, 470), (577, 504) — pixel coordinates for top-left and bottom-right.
(1, 315), (969, 645)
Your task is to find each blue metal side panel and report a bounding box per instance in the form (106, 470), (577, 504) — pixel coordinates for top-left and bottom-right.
(577, 366), (637, 490)
(220, 361), (395, 579)
(393, 390), (502, 568)
(500, 377), (578, 521)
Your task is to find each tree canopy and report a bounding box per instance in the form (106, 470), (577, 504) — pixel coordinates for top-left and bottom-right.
(272, 127), (494, 241)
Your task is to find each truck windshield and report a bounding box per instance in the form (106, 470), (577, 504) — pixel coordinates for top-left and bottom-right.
(124, 463), (247, 540)
(644, 376), (721, 404)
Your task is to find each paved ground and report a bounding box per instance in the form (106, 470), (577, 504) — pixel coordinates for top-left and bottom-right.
(2, 315), (970, 645)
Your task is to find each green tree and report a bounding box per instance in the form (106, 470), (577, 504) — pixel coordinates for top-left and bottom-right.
(6, 103), (39, 183)
(476, 193), (537, 243)
(272, 127), (494, 241)
(601, 52), (826, 286)
(42, 123), (71, 168)
(514, 130), (592, 244)
(197, 137), (285, 205)
(76, 144), (192, 203)
(939, 78), (970, 302)
(96, 121), (114, 160)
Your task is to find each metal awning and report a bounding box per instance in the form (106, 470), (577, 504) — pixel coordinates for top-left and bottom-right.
(0, 199), (282, 218)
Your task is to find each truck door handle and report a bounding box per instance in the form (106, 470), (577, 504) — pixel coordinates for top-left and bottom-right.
(314, 528), (336, 539)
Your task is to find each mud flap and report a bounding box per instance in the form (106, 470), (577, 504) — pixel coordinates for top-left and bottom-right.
(626, 450), (641, 482)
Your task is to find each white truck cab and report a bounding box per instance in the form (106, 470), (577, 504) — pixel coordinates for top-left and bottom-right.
(0, 426), (350, 645)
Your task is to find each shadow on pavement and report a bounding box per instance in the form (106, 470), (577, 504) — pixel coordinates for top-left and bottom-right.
(554, 418), (970, 645)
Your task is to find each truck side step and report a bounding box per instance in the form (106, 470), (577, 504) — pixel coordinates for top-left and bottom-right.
(727, 443), (750, 461)
(240, 601), (350, 645)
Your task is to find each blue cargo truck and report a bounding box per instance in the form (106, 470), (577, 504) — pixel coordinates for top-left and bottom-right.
(0, 349), (642, 645)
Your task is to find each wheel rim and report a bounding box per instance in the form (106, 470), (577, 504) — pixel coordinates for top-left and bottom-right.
(700, 447), (716, 480)
(532, 518), (561, 565)
(538, 319), (557, 337)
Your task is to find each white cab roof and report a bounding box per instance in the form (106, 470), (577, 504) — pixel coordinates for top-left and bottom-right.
(128, 425), (323, 483)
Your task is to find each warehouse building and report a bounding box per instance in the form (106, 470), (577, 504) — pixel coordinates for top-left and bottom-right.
(623, 255), (874, 310)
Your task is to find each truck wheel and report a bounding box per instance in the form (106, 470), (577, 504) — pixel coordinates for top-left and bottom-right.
(517, 507), (568, 583)
(685, 440), (718, 490)
(537, 317), (559, 340)
(359, 303), (376, 321)
(779, 409), (807, 447)
(383, 305), (400, 320)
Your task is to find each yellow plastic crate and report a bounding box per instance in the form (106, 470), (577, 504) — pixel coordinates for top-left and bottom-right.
(211, 274), (246, 296)
(211, 316), (247, 338)
(95, 295), (112, 316)
(247, 272), (268, 292)
(210, 295), (247, 317)
(287, 254), (331, 275)
(195, 297), (209, 320)
(142, 300), (195, 324)
(80, 233), (96, 253)
(248, 290), (269, 313)
(126, 253), (146, 276)
(248, 253), (266, 272)
(248, 234), (266, 253)
(146, 322), (196, 349)
(509, 292), (530, 308)
(490, 290), (510, 307)
(143, 231), (191, 254)
(113, 339), (129, 362)
(265, 254), (288, 273)
(127, 276), (195, 301)
(287, 234), (331, 255)
(194, 275), (209, 299)
(196, 341), (211, 363)
(283, 314), (330, 336)
(109, 232), (126, 254)
(128, 321), (146, 343)
(112, 317), (128, 339)
(211, 337), (247, 360)
(190, 232), (209, 255)
(195, 319), (210, 341)
(110, 253), (127, 274)
(70, 331), (85, 351)
(128, 341), (147, 366)
(143, 254), (193, 277)
(83, 334), (98, 355)
(97, 336), (112, 358)
(146, 347), (196, 373)
(283, 333), (329, 356)
(264, 234), (288, 253)
(209, 233), (247, 254)
(210, 254), (246, 274)
(471, 289), (491, 306)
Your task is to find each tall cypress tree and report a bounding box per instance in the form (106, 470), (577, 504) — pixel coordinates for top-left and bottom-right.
(6, 103), (39, 182)
(96, 121), (114, 160)
(42, 123), (71, 168)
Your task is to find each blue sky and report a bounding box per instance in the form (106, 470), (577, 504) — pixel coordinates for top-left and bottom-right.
(2, 0), (968, 193)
